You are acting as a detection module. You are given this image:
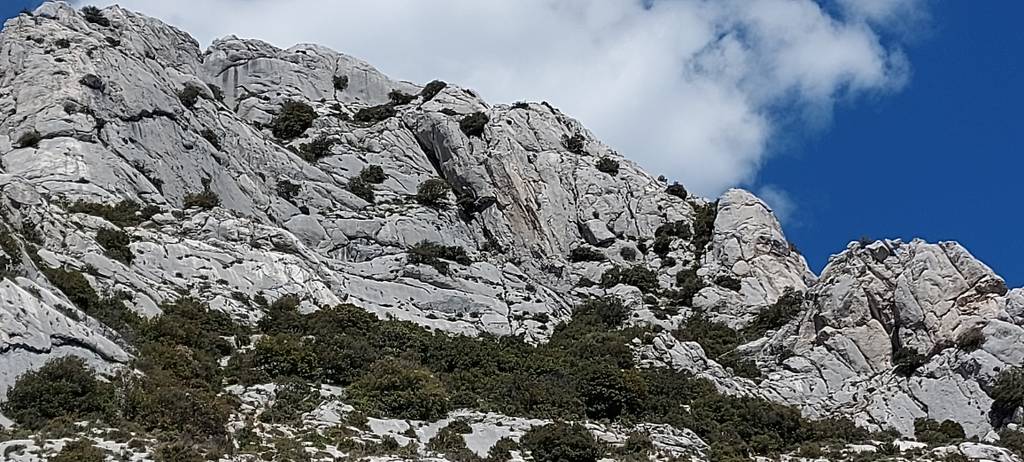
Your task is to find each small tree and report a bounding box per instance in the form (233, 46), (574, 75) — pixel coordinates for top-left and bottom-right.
(348, 357), (450, 421)
(416, 178), (450, 207)
(521, 422), (604, 462)
(1, 357), (113, 429)
(596, 157), (619, 176)
(459, 112), (488, 137)
(271, 101), (317, 139)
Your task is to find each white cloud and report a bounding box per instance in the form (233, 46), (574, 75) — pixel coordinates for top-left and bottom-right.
(757, 185), (797, 224)
(72, 0), (920, 196)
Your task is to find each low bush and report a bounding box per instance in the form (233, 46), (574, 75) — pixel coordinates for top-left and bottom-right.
(992, 367), (1024, 424)
(333, 75), (349, 91)
(653, 220), (691, 256)
(665, 182), (687, 200)
(600, 265), (659, 293)
(183, 180), (220, 210)
(16, 130), (41, 148)
(259, 379), (320, 425)
(353, 103), (397, 125)
(178, 84), (203, 108)
(619, 246), (637, 261)
(893, 347), (929, 376)
(427, 425), (473, 458)
(957, 327), (985, 351)
(715, 275), (742, 291)
(388, 90), (415, 106)
(348, 177), (375, 203)
(914, 418), (965, 444)
(522, 422), (604, 462)
(563, 134), (585, 154)
(512, 101), (530, 110)
(416, 178), (450, 207)
(673, 268), (705, 306)
(359, 165), (387, 184)
(55, 38), (71, 49)
(596, 157), (619, 175)
(569, 246), (606, 262)
(420, 80), (447, 102)
(199, 128), (221, 151)
(79, 74), (105, 91)
(459, 112), (488, 137)
(691, 201), (718, 258)
(96, 228), (133, 264)
(52, 439), (105, 462)
(43, 267), (141, 339)
(81, 6), (110, 27)
(743, 289), (803, 336)
(271, 101), (317, 139)
(348, 357), (450, 421)
(298, 135), (337, 161)
(1, 357), (114, 429)
(408, 241), (471, 275)
(276, 180), (300, 202)
(69, 199), (159, 227)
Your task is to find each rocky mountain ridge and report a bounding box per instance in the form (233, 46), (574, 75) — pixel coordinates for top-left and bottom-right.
(1, 3), (1023, 462)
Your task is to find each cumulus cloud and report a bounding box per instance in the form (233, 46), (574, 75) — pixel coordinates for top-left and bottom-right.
(73, 0), (919, 196)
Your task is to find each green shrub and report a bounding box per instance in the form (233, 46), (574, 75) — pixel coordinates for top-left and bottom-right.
(348, 177), (375, 203)
(676, 315), (742, 360)
(427, 425), (473, 458)
(572, 297), (629, 329)
(665, 182), (687, 200)
(563, 134), (585, 154)
(81, 6), (110, 27)
(333, 75), (349, 91)
(569, 246), (606, 262)
(999, 429), (1024, 457)
(416, 178), (450, 207)
(359, 165), (387, 184)
(743, 288), (803, 336)
(152, 440), (204, 462)
(271, 101), (317, 139)
(521, 422), (604, 462)
(653, 220), (691, 255)
(957, 327), (985, 351)
(408, 241), (471, 275)
(79, 74), (105, 91)
(596, 157), (619, 175)
(52, 439), (105, 462)
(43, 267), (141, 338)
(512, 102), (530, 110)
(96, 228), (133, 264)
(69, 199), (157, 227)
(348, 357), (450, 421)
(1, 357), (113, 429)
(619, 246), (637, 261)
(178, 84), (202, 108)
(715, 275), (742, 291)
(353, 103), (397, 124)
(259, 379), (321, 424)
(298, 135), (337, 161)
(487, 437), (519, 462)
(460, 112), (489, 137)
(420, 80), (447, 102)
(691, 201), (718, 258)
(183, 182), (220, 210)
(893, 347), (928, 376)
(992, 367), (1024, 424)
(914, 418), (965, 444)
(389, 90), (415, 105)
(276, 180), (300, 202)
(446, 419), (473, 434)
(619, 432), (654, 458)
(600, 265), (659, 293)
(17, 130), (41, 148)
(199, 128), (221, 151)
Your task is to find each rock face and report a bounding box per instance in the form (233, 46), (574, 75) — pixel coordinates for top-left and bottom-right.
(1, 3), (1023, 461)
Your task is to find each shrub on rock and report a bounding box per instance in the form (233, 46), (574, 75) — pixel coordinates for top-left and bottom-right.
(408, 241), (471, 275)
(333, 75), (349, 91)
(183, 182), (220, 210)
(271, 101), (317, 139)
(81, 6), (110, 27)
(596, 157), (619, 176)
(521, 422), (604, 462)
(388, 90), (415, 106)
(199, 128), (221, 151)
(601, 265), (659, 293)
(353, 103), (397, 125)
(348, 357), (450, 421)
(96, 228), (133, 264)
(956, 326), (985, 351)
(348, 177), (375, 203)
(666, 182), (688, 200)
(79, 74), (105, 91)
(459, 112), (488, 138)
(569, 246), (606, 262)
(298, 135), (337, 162)
(563, 134), (586, 154)
(359, 165), (387, 184)
(914, 418), (965, 444)
(52, 439), (105, 462)
(420, 80), (447, 102)
(177, 84), (203, 108)
(416, 178), (450, 207)
(1, 357), (113, 429)
(16, 130), (42, 148)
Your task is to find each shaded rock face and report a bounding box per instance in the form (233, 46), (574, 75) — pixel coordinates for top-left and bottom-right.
(0, 3), (1023, 454)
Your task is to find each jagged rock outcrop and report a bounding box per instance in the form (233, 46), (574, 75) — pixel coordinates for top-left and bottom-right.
(1, 3), (1023, 461)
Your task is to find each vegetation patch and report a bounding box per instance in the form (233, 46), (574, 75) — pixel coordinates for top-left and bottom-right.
(348, 177), (375, 203)
(81, 6), (110, 27)
(333, 75), (349, 91)
(349, 357), (450, 421)
(522, 422), (604, 462)
(420, 80), (447, 102)
(408, 241), (471, 275)
(459, 112), (489, 138)
(596, 157), (619, 176)
(183, 180), (220, 210)
(96, 228), (133, 264)
(569, 246), (606, 262)
(271, 101), (317, 139)
(601, 265), (659, 293)
(359, 165), (387, 184)
(69, 199), (159, 227)
(665, 182), (687, 200)
(563, 134), (585, 154)
(691, 201), (718, 259)
(298, 135), (337, 162)
(416, 178), (450, 207)
(353, 103), (397, 125)
(388, 90), (416, 106)
(1, 357), (114, 430)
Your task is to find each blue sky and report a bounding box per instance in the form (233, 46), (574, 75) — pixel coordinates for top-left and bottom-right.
(5, 1), (1022, 287)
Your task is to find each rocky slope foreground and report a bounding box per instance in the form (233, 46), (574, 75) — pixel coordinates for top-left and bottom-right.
(1, 3), (1023, 462)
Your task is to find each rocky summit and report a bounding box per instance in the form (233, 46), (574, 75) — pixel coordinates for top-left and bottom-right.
(1, 3), (1023, 462)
